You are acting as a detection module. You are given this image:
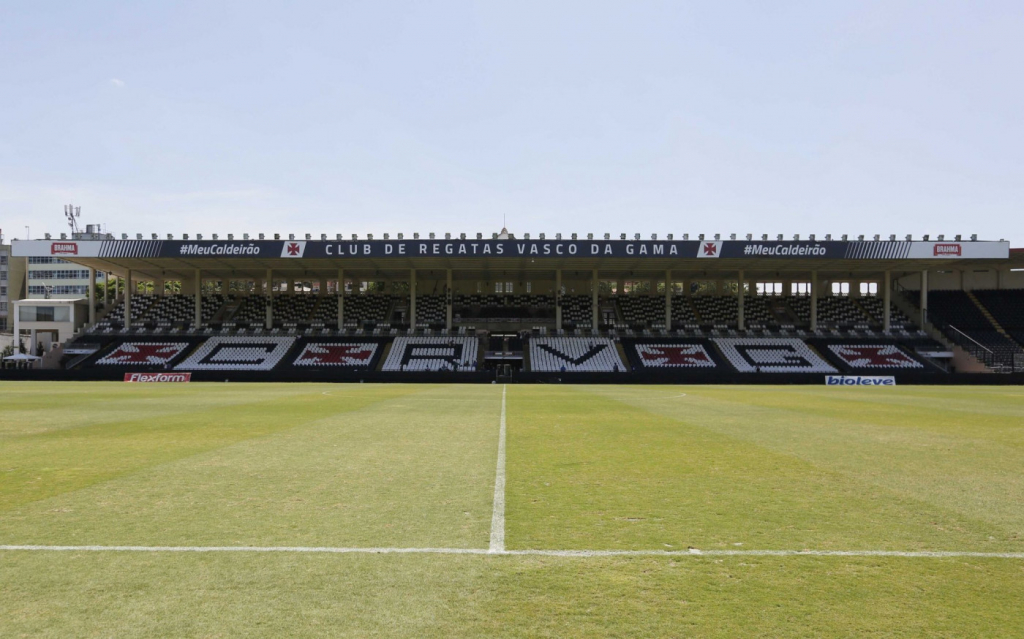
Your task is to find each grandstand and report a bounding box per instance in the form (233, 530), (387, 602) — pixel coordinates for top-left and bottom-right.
(7, 234), (1023, 379)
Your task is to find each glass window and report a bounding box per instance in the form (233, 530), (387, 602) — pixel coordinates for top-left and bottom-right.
(832, 282), (851, 296)
(791, 282), (811, 296)
(756, 282), (784, 296)
(860, 282), (878, 296)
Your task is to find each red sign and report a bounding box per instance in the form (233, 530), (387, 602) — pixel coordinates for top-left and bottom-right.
(933, 243), (962, 257)
(51, 242), (78, 255)
(124, 372), (192, 383)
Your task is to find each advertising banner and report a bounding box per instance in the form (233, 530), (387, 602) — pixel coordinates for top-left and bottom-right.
(124, 372), (192, 383)
(825, 375), (896, 386)
(13, 239), (1010, 260)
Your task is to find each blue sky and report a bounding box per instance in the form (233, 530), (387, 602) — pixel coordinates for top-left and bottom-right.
(1, 1), (1022, 243)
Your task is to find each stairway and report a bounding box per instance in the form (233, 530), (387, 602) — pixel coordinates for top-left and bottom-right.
(213, 297), (243, 323)
(850, 298), (876, 326)
(375, 341), (393, 372)
(614, 341), (630, 371)
(893, 291), (993, 373)
(965, 291), (1012, 337)
(40, 343), (65, 370)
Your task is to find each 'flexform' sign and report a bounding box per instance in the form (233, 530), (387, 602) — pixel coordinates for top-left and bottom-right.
(124, 372), (192, 383)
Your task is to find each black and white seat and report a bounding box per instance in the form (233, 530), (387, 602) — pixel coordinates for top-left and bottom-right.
(175, 336), (296, 370)
(382, 336), (478, 371)
(713, 337), (836, 373)
(528, 337), (625, 372)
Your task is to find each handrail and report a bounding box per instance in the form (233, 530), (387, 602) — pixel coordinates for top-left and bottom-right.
(947, 324), (993, 354)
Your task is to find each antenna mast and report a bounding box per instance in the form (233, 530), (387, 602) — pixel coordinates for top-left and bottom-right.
(64, 204), (82, 235)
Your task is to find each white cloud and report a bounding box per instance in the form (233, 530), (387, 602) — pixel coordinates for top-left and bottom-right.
(109, 78), (125, 88)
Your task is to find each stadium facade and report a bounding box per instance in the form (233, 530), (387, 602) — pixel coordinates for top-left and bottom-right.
(6, 231), (1024, 381)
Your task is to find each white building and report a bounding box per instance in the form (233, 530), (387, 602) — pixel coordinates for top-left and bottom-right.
(26, 256), (104, 299)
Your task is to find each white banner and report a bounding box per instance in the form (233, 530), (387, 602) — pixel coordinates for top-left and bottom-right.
(907, 241), (1009, 259)
(825, 375), (896, 386)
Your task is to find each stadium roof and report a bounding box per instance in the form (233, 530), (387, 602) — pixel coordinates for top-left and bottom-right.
(13, 237), (1015, 281)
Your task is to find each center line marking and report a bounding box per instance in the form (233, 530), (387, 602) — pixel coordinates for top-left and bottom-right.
(489, 384), (507, 554)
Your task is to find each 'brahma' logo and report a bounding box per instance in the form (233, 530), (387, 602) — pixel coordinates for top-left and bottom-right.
(51, 242), (78, 255)
(933, 243), (962, 257)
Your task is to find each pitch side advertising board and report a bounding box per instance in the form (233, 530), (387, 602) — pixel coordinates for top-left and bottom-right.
(12, 239), (1011, 260)
(826, 375), (896, 386)
(124, 372), (192, 383)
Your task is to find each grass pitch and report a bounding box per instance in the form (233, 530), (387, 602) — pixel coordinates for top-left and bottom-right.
(2, 382), (1023, 637)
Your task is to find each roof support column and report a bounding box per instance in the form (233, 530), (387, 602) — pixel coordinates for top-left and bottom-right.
(737, 270), (745, 331)
(810, 271), (818, 331)
(265, 269), (272, 330)
(664, 270), (672, 329)
(124, 269), (132, 329)
(410, 269), (417, 329)
(154, 277), (164, 297)
(920, 269), (929, 328)
(592, 269), (599, 332)
(337, 269), (344, 331)
(103, 272), (109, 307)
(88, 267), (96, 325)
(194, 269), (202, 328)
(883, 270), (891, 332)
(446, 269), (453, 331)
(555, 269), (562, 331)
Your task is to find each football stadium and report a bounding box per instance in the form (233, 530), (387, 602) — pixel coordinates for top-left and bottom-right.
(4, 3), (1024, 636)
(2, 231), (1023, 636)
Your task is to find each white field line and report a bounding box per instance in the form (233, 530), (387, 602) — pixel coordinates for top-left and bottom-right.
(1, 545), (1022, 559)
(489, 384), (507, 553)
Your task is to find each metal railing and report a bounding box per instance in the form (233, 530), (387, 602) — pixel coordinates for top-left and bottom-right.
(945, 324), (1003, 370)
